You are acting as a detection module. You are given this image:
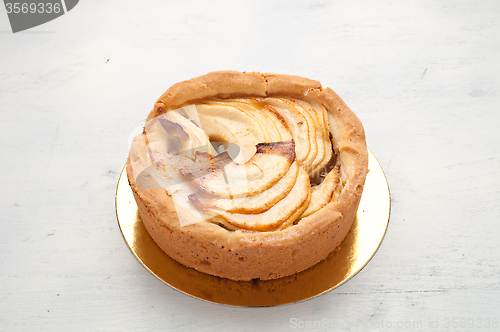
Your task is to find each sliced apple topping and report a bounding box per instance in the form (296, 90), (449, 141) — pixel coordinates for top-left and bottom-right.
(193, 102), (272, 163)
(133, 94), (342, 232)
(144, 111), (213, 159)
(258, 96), (334, 179)
(230, 98), (292, 143)
(189, 161), (300, 214)
(181, 141), (295, 199)
(129, 133), (208, 223)
(299, 166), (341, 218)
(294, 98), (334, 180)
(257, 97), (311, 166)
(260, 97), (317, 172)
(212, 165), (311, 232)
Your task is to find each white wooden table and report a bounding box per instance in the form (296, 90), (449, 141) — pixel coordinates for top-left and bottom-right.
(1, 1), (499, 330)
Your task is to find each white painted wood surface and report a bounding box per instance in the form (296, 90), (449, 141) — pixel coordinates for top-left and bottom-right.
(1, 0), (499, 331)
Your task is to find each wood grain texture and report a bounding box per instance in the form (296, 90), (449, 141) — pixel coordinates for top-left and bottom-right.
(1, 0), (499, 330)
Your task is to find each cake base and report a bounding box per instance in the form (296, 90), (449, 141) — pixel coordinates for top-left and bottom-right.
(115, 149), (390, 307)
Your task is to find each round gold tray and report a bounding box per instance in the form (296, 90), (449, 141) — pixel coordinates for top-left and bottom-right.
(116, 149), (390, 306)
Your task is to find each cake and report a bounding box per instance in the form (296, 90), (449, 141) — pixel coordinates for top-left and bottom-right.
(127, 71), (368, 281)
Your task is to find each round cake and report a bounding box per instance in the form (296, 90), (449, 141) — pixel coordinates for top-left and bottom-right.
(127, 71), (368, 281)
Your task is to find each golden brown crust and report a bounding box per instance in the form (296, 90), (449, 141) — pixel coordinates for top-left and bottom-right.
(128, 70), (368, 280)
(264, 73), (322, 97)
(148, 71), (267, 121)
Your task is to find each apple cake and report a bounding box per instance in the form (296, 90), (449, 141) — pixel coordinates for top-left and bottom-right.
(127, 71), (368, 281)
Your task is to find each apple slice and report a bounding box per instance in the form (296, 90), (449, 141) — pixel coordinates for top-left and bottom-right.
(189, 161), (300, 214)
(261, 97), (318, 174)
(144, 111), (213, 159)
(299, 167), (341, 218)
(231, 98), (292, 143)
(182, 140), (295, 199)
(298, 98), (334, 180)
(259, 97), (311, 165)
(212, 165), (311, 232)
(194, 102), (270, 163)
(292, 98), (332, 177)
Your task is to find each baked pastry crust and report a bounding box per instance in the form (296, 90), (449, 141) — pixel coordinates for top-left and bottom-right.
(127, 71), (368, 281)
